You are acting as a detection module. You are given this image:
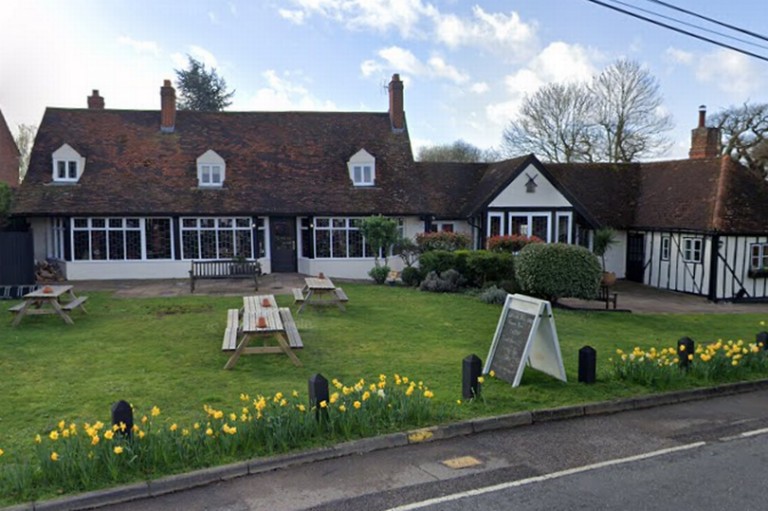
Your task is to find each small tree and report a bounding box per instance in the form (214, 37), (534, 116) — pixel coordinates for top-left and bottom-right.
(175, 56), (235, 111)
(516, 243), (601, 302)
(593, 227), (617, 271)
(359, 216), (399, 267)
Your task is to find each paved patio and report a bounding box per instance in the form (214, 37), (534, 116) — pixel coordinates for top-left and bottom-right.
(69, 275), (768, 314)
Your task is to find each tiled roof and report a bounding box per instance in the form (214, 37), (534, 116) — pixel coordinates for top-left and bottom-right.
(0, 108), (19, 188)
(415, 161), (487, 218)
(13, 108), (420, 216)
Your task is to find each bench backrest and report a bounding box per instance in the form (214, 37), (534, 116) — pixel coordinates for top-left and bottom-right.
(191, 260), (261, 277)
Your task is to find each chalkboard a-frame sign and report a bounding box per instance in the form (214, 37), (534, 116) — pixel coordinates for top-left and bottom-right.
(483, 294), (566, 387)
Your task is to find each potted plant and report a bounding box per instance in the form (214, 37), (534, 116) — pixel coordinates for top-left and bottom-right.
(593, 227), (618, 287)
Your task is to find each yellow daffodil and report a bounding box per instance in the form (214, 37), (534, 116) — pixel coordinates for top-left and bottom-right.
(0, 448), (4, 457)
(424, 390), (434, 398)
(62, 430), (70, 438)
(170, 423), (178, 432)
(206, 428), (214, 436)
(319, 400), (328, 409)
(91, 435), (100, 446)
(50, 452), (59, 462)
(229, 413), (237, 422)
(49, 431), (59, 441)
(338, 405), (346, 413)
(292, 390), (299, 398)
(329, 393), (339, 404)
(182, 429), (190, 436)
(353, 401), (361, 409)
(477, 376), (485, 384)
(297, 404), (306, 412)
(151, 406), (161, 417)
(138, 431), (146, 439)
(194, 422), (200, 430)
(104, 430), (114, 440)
(58, 420), (66, 431)
(35, 434), (41, 444)
(141, 416), (148, 424)
(362, 391), (371, 401)
(489, 370), (496, 378)
(114, 446), (124, 455)
(240, 393), (250, 402)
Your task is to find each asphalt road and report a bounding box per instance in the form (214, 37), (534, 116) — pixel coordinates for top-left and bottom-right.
(96, 388), (768, 511)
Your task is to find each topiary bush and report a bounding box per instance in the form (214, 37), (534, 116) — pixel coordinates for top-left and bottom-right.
(478, 285), (508, 304)
(368, 265), (391, 285)
(401, 266), (422, 287)
(419, 269), (465, 293)
(515, 243), (601, 302)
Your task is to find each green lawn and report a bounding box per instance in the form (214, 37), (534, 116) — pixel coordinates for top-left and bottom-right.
(1, 283), (767, 466)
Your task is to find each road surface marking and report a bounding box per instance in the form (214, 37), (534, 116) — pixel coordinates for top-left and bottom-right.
(719, 426), (768, 442)
(385, 442), (706, 511)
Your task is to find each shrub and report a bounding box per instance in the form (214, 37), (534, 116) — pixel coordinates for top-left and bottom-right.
(368, 265), (391, 285)
(515, 243), (601, 301)
(463, 250), (514, 287)
(478, 285), (508, 304)
(416, 232), (471, 252)
(418, 250), (457, 276)
(487, 234), (543, 253)
(419, 269), (464, 293)
(401, 266), (422, 287)
(393, 237), (420, 267)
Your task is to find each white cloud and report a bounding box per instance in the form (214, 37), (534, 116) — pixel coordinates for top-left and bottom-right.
(366, 46), (468, 84)
(281, 0), (436, 37)
(695, 49), (765, 97)
(117, 36), (160, 56)
(470, 82), (489, 94)
(188, 45), (219, 69)
(236, 70), (337, 111)
(279, 9), (306, 24)
(665, 47), (694, 65)
(433, 6), (537, 59)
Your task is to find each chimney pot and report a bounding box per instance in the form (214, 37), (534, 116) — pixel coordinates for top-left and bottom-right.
(161, 80), (176, 133)
(698, 105), (706, 128)
(689, 105), (720, 159)
(87, 89), (105, 109)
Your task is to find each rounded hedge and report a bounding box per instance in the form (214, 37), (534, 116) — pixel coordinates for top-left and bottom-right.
(515, 243), (601, 301)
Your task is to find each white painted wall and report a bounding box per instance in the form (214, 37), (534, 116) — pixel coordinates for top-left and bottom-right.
(644, 232), (710, 295)
(488, 163), (571, 208)
(603, 230), (627, 278)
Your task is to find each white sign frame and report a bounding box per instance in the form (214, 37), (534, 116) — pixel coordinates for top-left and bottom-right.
(484, 293), (566, 387)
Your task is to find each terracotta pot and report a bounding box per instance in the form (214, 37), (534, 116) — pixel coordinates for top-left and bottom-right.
(257, 316), (267, 329)
(261, 298), (271, 307)
(318, 272), (325, 279)
(42, 286), (54, 294)
(601, 271), (617, 287)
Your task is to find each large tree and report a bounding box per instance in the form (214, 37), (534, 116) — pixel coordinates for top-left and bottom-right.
(14, 124), (36, 182)
(589, 59), (672, 162)
(502, 82), (596, 163)
(417, 139), (498, 162)
(503, 59), (673, 163)
(175, 56), (235, 111)
(710, 102), (768, 177)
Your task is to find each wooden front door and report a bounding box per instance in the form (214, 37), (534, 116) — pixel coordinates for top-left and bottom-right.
(270, 217), (297, 273)
(626, 232), (645, 283)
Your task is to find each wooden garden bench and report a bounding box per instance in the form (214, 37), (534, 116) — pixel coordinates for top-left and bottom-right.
(279, 307), (304, 348)
(61, 296), (88, 312)
(333, 288), (349, 302)
(292, 288), (305, 303)
(189, 260), (261, 293)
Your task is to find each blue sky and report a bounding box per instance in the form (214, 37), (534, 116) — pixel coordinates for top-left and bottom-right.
(2, 0), (767, 159)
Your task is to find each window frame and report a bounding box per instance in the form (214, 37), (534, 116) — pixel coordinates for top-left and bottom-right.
(196, 150), (226, 188)
(347, 149), (376, 187)
(682, 237), (703, 263)
(660, 236), (671, 261)
(71, 217), (171, 261)
(180, 216), (255, 260)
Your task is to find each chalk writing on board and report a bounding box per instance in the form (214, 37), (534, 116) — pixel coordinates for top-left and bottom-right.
(489, 307), (535, 384)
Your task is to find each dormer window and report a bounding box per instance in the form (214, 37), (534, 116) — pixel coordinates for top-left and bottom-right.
(197, 149), (226, 188)
(348, 149), (376, 187)
(52, 144), (85, 183)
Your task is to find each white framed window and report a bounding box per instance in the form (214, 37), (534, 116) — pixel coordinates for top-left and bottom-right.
(48, 218), (66, 259)
(430, 222), (455, 233)
(488, 213), (504, 239)
(347, 149), (376, 187)
(196, 149), (226, 187)
(750, 243), (768, 271)
(181, 217), (254, 260)
(556, 212), (572, 243)
(71, 217), (172, 261)
(52, 144), (85, 183)
(313, 217), (373, 259)
(682, 237), (702, 263)
(661, 236), (670, 261)
(509, 212), (550, 242)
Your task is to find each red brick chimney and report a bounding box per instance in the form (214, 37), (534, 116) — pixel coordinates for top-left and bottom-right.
(87, 90), (104, 109)
(160, 80), (176, 133)
(689, 105), (721, 159)
(388, 74), (404, 132)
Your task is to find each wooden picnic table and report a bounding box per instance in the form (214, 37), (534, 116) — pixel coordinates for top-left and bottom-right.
(295, 276), (348, 314)
(223, 294), (302, 369)
(8, 285), (88, 327)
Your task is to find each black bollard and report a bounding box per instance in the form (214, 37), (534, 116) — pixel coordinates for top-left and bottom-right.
(757, 331), (768, 351)
(308, 373), (329, 421)
(462, 354), (482, 399)
(677, 337), (695, 368)
(578, 346), (597, 384)
(111, 400), (133, 437)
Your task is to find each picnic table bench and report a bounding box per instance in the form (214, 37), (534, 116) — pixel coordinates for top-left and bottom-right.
(189, 260), (261, 293)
